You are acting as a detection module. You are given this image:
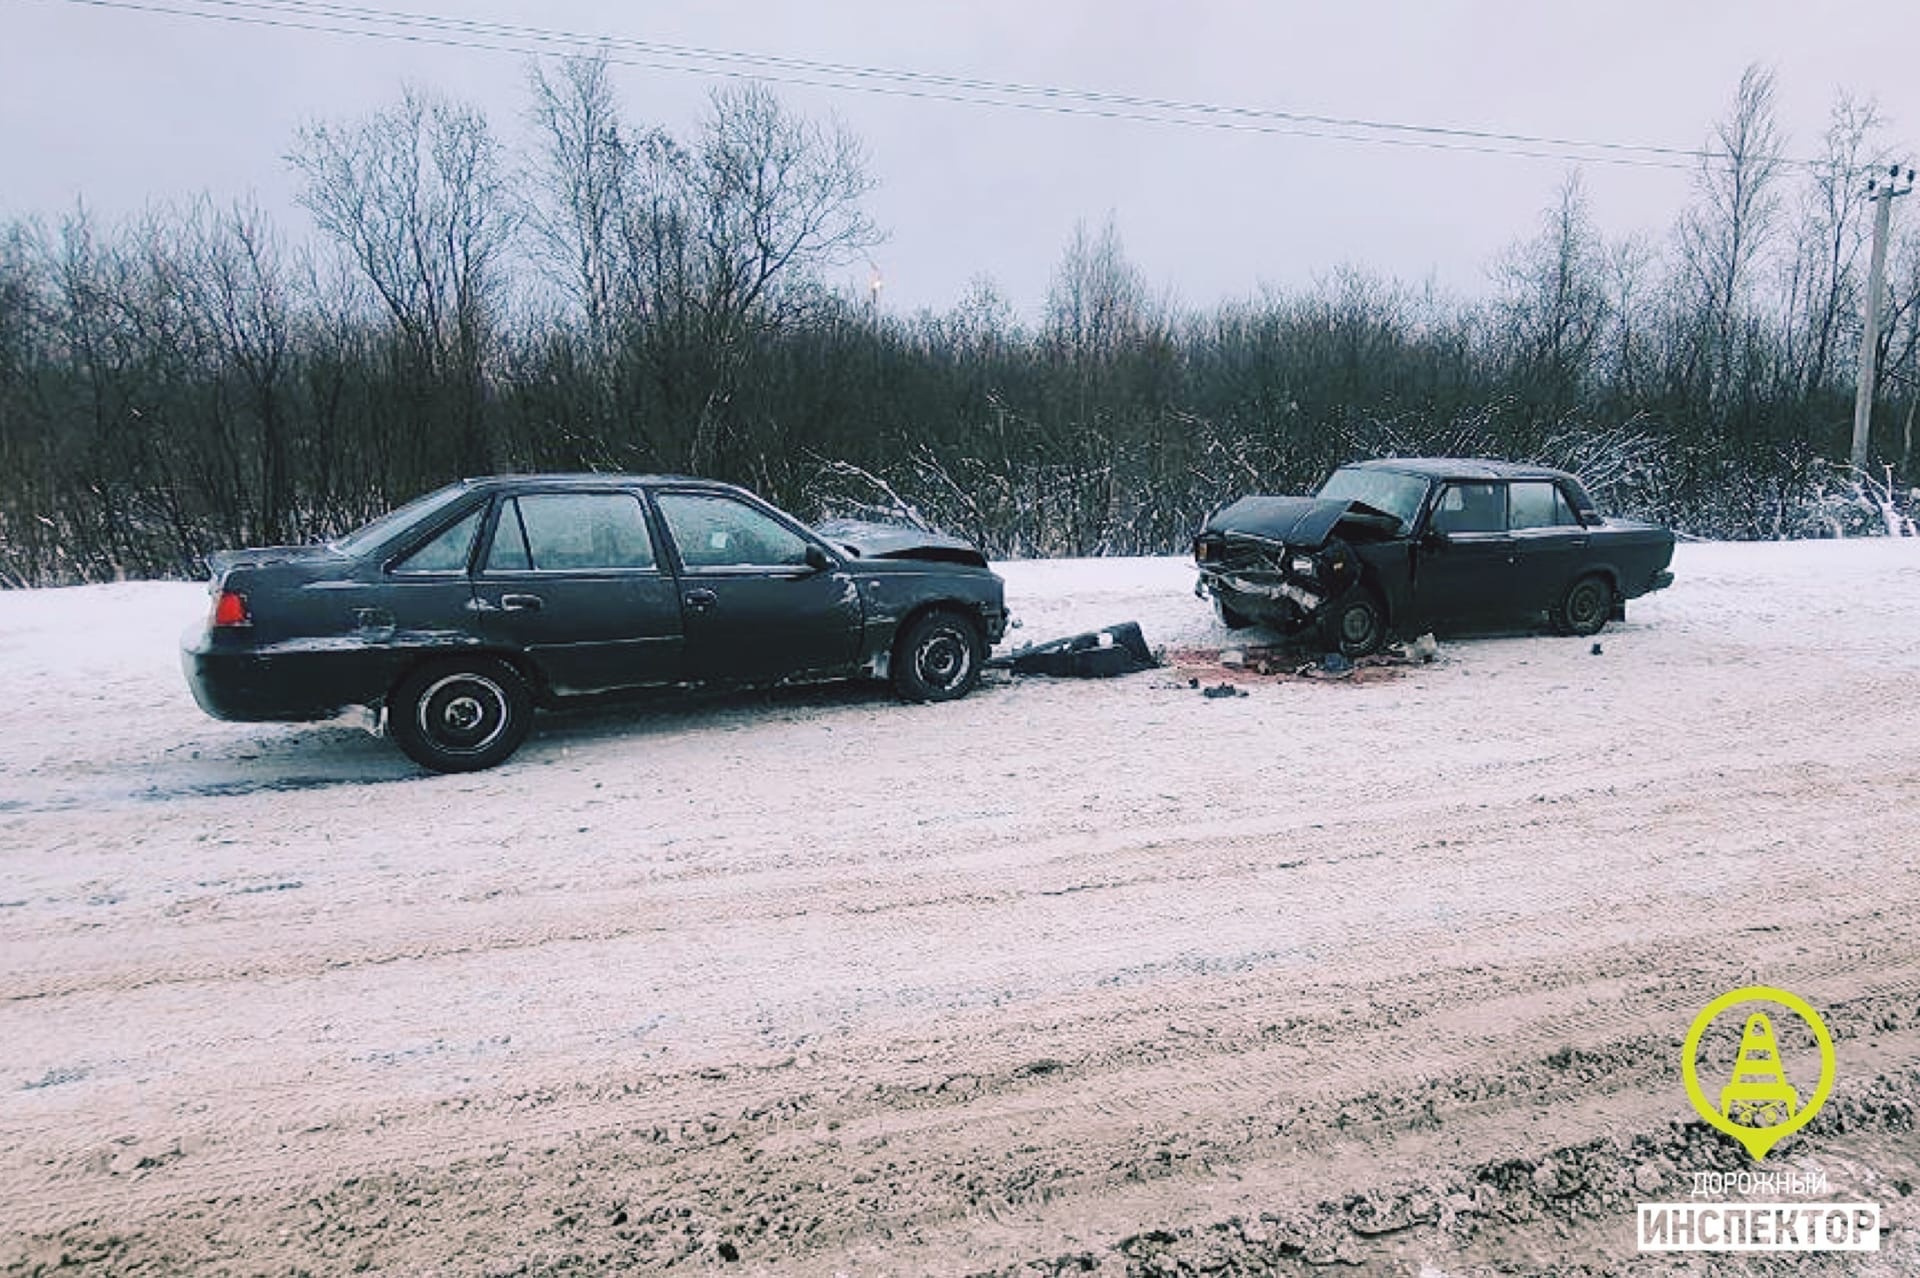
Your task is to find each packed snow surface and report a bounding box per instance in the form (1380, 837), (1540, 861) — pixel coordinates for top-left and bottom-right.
(2, 540), (1918, 1274)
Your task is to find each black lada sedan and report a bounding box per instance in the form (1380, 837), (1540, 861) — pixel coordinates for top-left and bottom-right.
(1193, 458), (1675, 656)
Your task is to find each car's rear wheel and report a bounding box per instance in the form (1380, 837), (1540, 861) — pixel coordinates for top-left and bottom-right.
(1321, 587), (1387, 658)
(892, 610), (985, 702)
(390, 657), (533, 772)
(1553, 574), (1613, 637)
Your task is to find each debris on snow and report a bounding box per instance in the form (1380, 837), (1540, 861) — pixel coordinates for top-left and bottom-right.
(998, 621), (1158, 679)
(1164, 643), (1426, 687)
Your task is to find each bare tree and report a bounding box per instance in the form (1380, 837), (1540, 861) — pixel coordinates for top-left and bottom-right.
(1778, 92), (1885, 396)
(660, 84), (881, 471)
(1676, 64), (1787, 402)
(1045, 214), (1155, 361)
(1600, 232), (1658, 400)
(290, 87), (518, 472)
(687, 83), (881, 332)
(0, 220), (44, 441)
(945, 273), (1020, 355)
(167, 199), (299, 543)
(1882, 225), (1920, 476)
(0, 219), (50, 584)
(1496, 172), (1607, 401)
(526, 56), (640, 355)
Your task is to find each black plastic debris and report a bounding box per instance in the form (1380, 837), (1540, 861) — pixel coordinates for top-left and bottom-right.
(1200, 682), (1247, 699)
(996, 621), (1158, 679)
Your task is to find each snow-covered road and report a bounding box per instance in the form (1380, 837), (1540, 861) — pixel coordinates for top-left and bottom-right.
(3, 541), (1918, 1275)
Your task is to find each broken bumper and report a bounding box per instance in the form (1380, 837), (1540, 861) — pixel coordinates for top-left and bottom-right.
(1194, 570), (1323, 635)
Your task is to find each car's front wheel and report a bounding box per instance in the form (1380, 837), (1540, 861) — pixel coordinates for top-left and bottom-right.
(1552, 574), (1614, 637)
(1321, 587), (1387, 658)
(892, 610), (985, 702)
(390, 657), (533, 772)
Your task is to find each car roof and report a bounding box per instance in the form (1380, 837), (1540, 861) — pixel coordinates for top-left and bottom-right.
(453, 473), (732, 491)
(1343, 457), (1577, 483)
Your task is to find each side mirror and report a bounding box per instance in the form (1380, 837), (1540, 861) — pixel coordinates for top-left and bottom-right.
(1421, 526), (1449, 549)
(803, 543), (833, 573)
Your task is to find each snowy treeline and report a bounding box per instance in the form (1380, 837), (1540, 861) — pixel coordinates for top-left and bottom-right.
(0, 61), (1916, 584)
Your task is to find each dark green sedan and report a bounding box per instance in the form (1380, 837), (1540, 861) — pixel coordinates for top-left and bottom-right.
(184, 475), (1007, 771)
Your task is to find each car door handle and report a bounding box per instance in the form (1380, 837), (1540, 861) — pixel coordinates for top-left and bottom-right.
(684, 588), (718, 612)
(500, 593), (543, 612)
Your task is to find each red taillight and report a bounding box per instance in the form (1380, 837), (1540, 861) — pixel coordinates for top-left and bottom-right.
(212, 590), (251, 627)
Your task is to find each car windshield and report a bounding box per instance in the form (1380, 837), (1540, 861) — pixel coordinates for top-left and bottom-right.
(1315, 467), (1430, 533)
(331, 484), (470, 556)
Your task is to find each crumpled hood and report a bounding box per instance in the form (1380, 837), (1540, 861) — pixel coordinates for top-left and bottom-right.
(814, 518), (990, 569)
(1201, 496), (1360, 547)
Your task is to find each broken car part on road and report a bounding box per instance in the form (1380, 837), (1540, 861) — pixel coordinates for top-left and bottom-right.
(995, 621), (1159, 679)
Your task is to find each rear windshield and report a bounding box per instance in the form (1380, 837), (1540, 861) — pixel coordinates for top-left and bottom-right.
(1315, 467), (1431, 534)
(331, 484), (471, 557)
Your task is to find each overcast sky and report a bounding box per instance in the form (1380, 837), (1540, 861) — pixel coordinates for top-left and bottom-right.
(3, 0), (1918, 318)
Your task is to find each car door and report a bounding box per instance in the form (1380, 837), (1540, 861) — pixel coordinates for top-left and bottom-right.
(1505, 479), (1590, 611)
(378, 499), (489, 636)
(472, 488), (685, 696)
(651, 488), (863, 684)
(1413, 480), (1517, 622)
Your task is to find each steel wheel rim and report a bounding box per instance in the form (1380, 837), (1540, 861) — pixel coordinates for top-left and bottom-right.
(418, 672), (509, 754)
(915, 627), (973, 691)
(1569, 582), (1606, 629)
(1341, 604), (1377, 646)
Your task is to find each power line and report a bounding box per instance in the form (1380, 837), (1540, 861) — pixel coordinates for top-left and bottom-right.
(41, 0), (1805, 173)
(112, 0), (1720, 164)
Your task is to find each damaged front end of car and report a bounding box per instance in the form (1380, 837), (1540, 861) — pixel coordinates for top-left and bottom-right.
(1191, 496), (1398, 634)
(813, 518), (991, 569)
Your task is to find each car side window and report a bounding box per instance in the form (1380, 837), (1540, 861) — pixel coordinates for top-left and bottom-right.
(1509, 481), (1580, 530)
(485, 499), (532, 572)
(486, 493), (657, 572)
(1431, 482), (1506, 535)
(656, 492), (812, 570)
(391, 506), (483, 574)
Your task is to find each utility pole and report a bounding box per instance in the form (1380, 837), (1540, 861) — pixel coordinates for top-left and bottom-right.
(1851, 163), (1915, 471)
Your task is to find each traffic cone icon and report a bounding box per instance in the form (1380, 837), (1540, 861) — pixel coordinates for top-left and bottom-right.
(1717, 1013), (1800, 1128)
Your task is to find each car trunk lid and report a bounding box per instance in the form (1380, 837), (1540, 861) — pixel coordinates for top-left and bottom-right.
(205, 544), (348, 581)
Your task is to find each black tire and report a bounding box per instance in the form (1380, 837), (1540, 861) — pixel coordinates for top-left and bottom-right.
(389, 657), (533, 772)
(1214, 595), (1255, 630)
(1553, 574), (1613, 637)
(892, 610), (985, 703)
(1320, 587), (1387, 658)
